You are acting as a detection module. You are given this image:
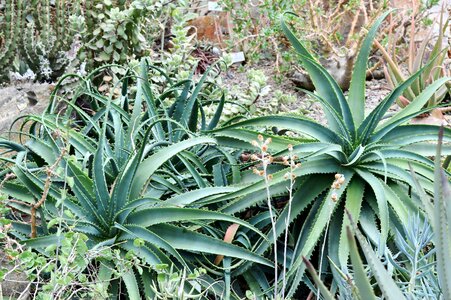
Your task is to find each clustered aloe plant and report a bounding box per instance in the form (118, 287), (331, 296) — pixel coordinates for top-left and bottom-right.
(0, 60), (272, 298)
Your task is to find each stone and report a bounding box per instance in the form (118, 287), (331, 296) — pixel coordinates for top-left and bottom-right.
(0, 251), (30, 299)
(188, 13), (232, 47)
(291, 55), (355, 91)
(390, 0), (420, 10)
(0, 82), (53, 135)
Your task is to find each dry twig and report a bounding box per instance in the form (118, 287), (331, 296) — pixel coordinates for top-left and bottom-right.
(30, 148), (67, 238)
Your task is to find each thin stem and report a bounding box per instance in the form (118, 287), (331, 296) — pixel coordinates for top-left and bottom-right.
(282, 152), (295, 299)
(263, 152), (278, 299)
(31, 148), (66, 238)
(317, 218), (331, 300)
(251, 136), (278, 298)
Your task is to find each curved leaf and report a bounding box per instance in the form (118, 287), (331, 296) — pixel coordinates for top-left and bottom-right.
(150, 224), (273, 267)
(128, 207), (267, 239)
(339, 177), (365, 267)
(212, 116), (341, 144)
(348, 10), (393, 126)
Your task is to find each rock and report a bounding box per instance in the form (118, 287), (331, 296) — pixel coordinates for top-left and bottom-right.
(188, 14), (232, 47)
(0, 252), (30, 299)
(291, 54), (355, 91)
(390, 0), (420, 10)
(0, 82), (53, 135)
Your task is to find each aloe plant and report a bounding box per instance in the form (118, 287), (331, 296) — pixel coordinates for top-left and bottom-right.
(376, 7), (450, 111)
(0, 60), (270, 299)
(208, 10), (451, 298)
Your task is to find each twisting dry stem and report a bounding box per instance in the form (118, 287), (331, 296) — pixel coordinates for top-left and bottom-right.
(328, 0), (346, 25)
(366, 60), (383, 77)
(346, 8), (362, 47)
(408, 1), (418, 73)
(361, 0), (369, 26)
(330, 10), (348, 33)
(307, 0), (318, 30)
(0, 173), (16, 189)
(319, 33), (341, 55)
(30, 149), (66, 238)
(271, 37), (281, 73)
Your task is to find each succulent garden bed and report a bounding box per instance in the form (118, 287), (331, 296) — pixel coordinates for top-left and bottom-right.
(0, 1), (450, 299)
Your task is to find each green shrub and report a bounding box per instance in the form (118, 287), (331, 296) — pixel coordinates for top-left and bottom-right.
(0, 0), (191, 82)
(219, 0), (387, 72)
(0, 0), (83, 82)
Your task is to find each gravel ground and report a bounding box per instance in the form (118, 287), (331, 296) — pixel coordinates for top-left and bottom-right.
(222, 60), (396, 126)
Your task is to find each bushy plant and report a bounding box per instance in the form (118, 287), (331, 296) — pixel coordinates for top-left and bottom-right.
(0, 0), (193, 82)
(0, 60), (271, 298)
(220, 0), (388, 83)
(150, 265), (218, 299)
(0, 230), (116, 299)
(0, 0), (23, 82)
(202, 68), (299, 124)
(0, 0), (84, 82)
(81, 0), (182, 71)
(20, 0), (84, 81)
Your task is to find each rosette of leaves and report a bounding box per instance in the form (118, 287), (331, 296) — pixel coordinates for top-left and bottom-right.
(306, 131), (451, 299)
(209, 11), (451, 298)
(0, 60), (270, 299)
